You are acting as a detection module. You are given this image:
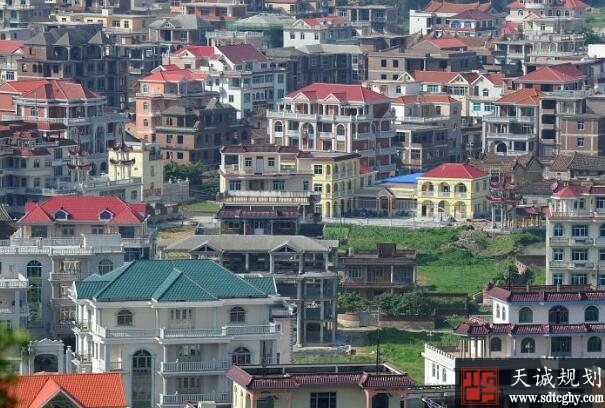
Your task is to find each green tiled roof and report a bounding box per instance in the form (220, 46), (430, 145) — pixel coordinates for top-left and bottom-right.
(241, 276), (277, 295)
(75, 259), (275, 302)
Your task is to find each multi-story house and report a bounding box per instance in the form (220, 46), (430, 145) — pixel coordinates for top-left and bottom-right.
(182, 0), (248, 30)
(334, 3), (397, 32)
(54, 10), (156, 43)
(283, 16), (355, 48)
(0, 40), (23, 82)
(135, 67), (215, 142)
(228, 363), (414, 408)
(394, 124), (449, 173)
(392, 94), (462, 164)
(340, 243), (416, 299)
(432, 9), (500, 38)
(416, 162), (489, 219)
(546, 183), (605, 286)
(546, 153), (605, 181)
(483, 88), (541, 156)
(0, 79), (128, 172)
(217, 144), (318, 234)
(466, 72), (504, 120)
(3, 195), (153, 344)
(71, 258), (287, 407)
(514, 63), (586, 92)
(423, 285), (605, 390)
(154, 98), (249, 166)
(148, 14), (213, 44)
(408, 0), (494, 35)
(164, 234), (339, 346)
(0, 266), (28, 331)
(0, 0), (51, 28)
(267, 83), (397, 177)
(17, 25), (128, 109)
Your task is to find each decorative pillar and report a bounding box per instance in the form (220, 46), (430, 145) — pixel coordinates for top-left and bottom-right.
(269, 254), (274, 274)
(296, 281), (304, 347)
(104, 344), (110, 371)
(245, 253), (250, 272)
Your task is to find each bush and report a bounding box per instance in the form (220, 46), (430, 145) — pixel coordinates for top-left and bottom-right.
(337, 292), (370, 313)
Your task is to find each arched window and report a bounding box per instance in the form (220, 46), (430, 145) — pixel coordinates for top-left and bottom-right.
(230, 306), (246, 323)
(553, 223), (564, 236)
(586, 306), (599, 322)
(521, 338), (535, 353)
(588, 336), (602, 352)
(30, 107), (37, 117)
(496, 304), (500, 318)
(600, 224), (605, 237)
(502, 307), (507, 320)
(98, 259), (114, 274)
(336, 125), (345, 136)
(27, 260), (42, 278)
(490, 337), (502, 352)
(132, 350), (152, 407)
(117, 309), (133, 326)
(549, 306), (569, 324)
(482, 88), (489, 97)
(274, 121), (283, 132)
(231, 347), (251, 365)
(143, 119), (149, 127)
(518, 9), (523, 15)
(519, 307), (533, 323)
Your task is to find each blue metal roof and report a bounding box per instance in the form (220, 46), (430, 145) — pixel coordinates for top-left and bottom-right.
(379, 173), (424, 184)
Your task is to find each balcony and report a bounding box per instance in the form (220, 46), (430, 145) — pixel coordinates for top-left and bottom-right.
(0, 235), (123, 256)
(49, 298), (74, 307)
(122, 237), (154, 248)
(0, 272), (28, 289)
(160, 391), (231, 407)
(376, 146), (397, 155)
(160, 324), (280, 339)
(160, 359), (230, 374)
(378, 163), (396, 173)
(486, 132), (535, 141)
(216, 190), (316, 205)
(401, 115), (449, 124)
(483, 115), (536, 124)
(49, 272), (81, 281)
(51, 321), (75, 333)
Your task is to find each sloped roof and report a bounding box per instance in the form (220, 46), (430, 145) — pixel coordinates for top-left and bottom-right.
(0, 40), (23, 54)
(286, 83), (389, 103)
(150, 14), (213, 30)
(301, 16), (347, 27)
(217, 44), (268, 64)
(141, 68), (207, 82)
(392, 93), (458, 104)
(172, 45), (216, 58)
(165, 234), (338, 253)
(516, 64), (583, 83)
(450, 9), (493, 19)
(19, 81), (100, 100)
(74, 259), (277, 301)
(427, 38), (468, 49)
(550, 152), (605, 172)
(423, 0), (493, 13)
(11, 373), (127, 408)
(0, 79), (50, 94)
(422, 163), (487, 179)
(19, 196), (146, 225)
(496, 88), (541, 105)
(409, 70), (460, 84)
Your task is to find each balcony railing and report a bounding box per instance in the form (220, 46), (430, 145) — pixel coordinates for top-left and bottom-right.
(89, 323), (280, 339)
(49, 272), (81, 281)
(483, 115), (535, 124)
(160, 359), (230, 373)
(216, 190), (316, 205)
(160, 391), (231, 406)
(402, 115), (449, 123)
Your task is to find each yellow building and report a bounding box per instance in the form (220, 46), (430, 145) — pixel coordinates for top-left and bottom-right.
(55, 11), (154, 38)
(296, 152), (375, 218)
(416, 163), (489, 219)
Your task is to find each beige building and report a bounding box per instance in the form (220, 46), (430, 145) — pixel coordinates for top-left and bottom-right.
(55, 10), (156, 41)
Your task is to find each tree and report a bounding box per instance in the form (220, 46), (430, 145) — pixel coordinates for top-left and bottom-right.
(376, 291), (435, 316)
(581, 27), (603, 45)
(164, 162), (206, 186)
(337, 292), (370, 313)
(0, 329), (28, 408)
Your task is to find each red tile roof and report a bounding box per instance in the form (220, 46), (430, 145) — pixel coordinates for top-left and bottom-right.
(0, 79), (50, 94)
(483, 73), (505, 87)
(302, 16), (347, 27)
(11, 373), (127, 408)
(286, 83), (389, 103)
(427, 38), (468, 49)
(496, 88), (541, 105)
(19, 81), (100, 100)
(360, 165), (375, 174)
(0, 40), (24, 54)
(392, 93), (458, 104)
(502, 21), (521, 34)
(217, 44), (268, 64)
(172, 45), (216, 58)
(141, 68), (207, 82)
(516, 64), (584, 83)
(552, 185), (581, 198)
(422, 163), (487, 179)
(450, 9), (493, 19)
(19, 196), (146, 225)
(423, 0), (493, 13)
(488, 287), (605, 302)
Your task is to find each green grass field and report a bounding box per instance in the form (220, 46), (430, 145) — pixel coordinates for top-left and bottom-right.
(325, 225), (544, 295)
(296, 329), (459, 382)
(587, 8), (605, 30)
(187, 200), (220, 213)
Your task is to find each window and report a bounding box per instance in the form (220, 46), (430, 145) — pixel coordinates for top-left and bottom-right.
(310, 392), (336, 408)
(490, 337), (502, 352)
(230, 306), (246, 323)
(549, 306), (569, 324)
(586, 306), (599, 322)
(272, 180), (285, 190)
(170, 309), (192, 321)
(177, 377), (200, 393)
(521, 338), (535, 353)
(496, 304), (500, 319)
(553, 248), (564, 261)
(143, 102), (149, 111)
(472, 102), (481, 112)
(303, 181), (309, 191)
(572, 249), (588, 261)
(143, 119), (149, 127)
(553, 223), (564, 236)
(600, 224), (605, 237)
(31, 226), (47, 238)
(61, 225), (75, 237)
(99, 210), (112, 220)
(600, 274), (605, 287)
(177, 135), (183, 144)
(347, 266), (361, 279)
(551, 337), (571, 355)
(392, 59), (399, 68)
(553, 273), (564, 285)
(54, 209), (68, 220)
(518, 307), (533, 323)
(117, 309), (133, 326)
(572, 274), (587, 284)
(268, 158), (275, 167)
(229, 181), (241, 190)
(588, 336), (602, 352)
(177, 152), (183, 160)
(313, 183), (323, 193)
(244, 157), (252, 167)
(578, 121), (585, 130)
(91, 225), (104, 235)
(597, 197), (605, 209)
(578, 137), (585, 147)
(98, 259), (113, 274)
(381, 59), (387, 67)
(571, 225), (588, 237)
(313, 164), (323, 175)
(177, 344), (201, 359)
(231, 347), (251, 365)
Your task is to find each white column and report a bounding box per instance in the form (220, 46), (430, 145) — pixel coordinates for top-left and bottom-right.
(104, 344), (110, 371)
